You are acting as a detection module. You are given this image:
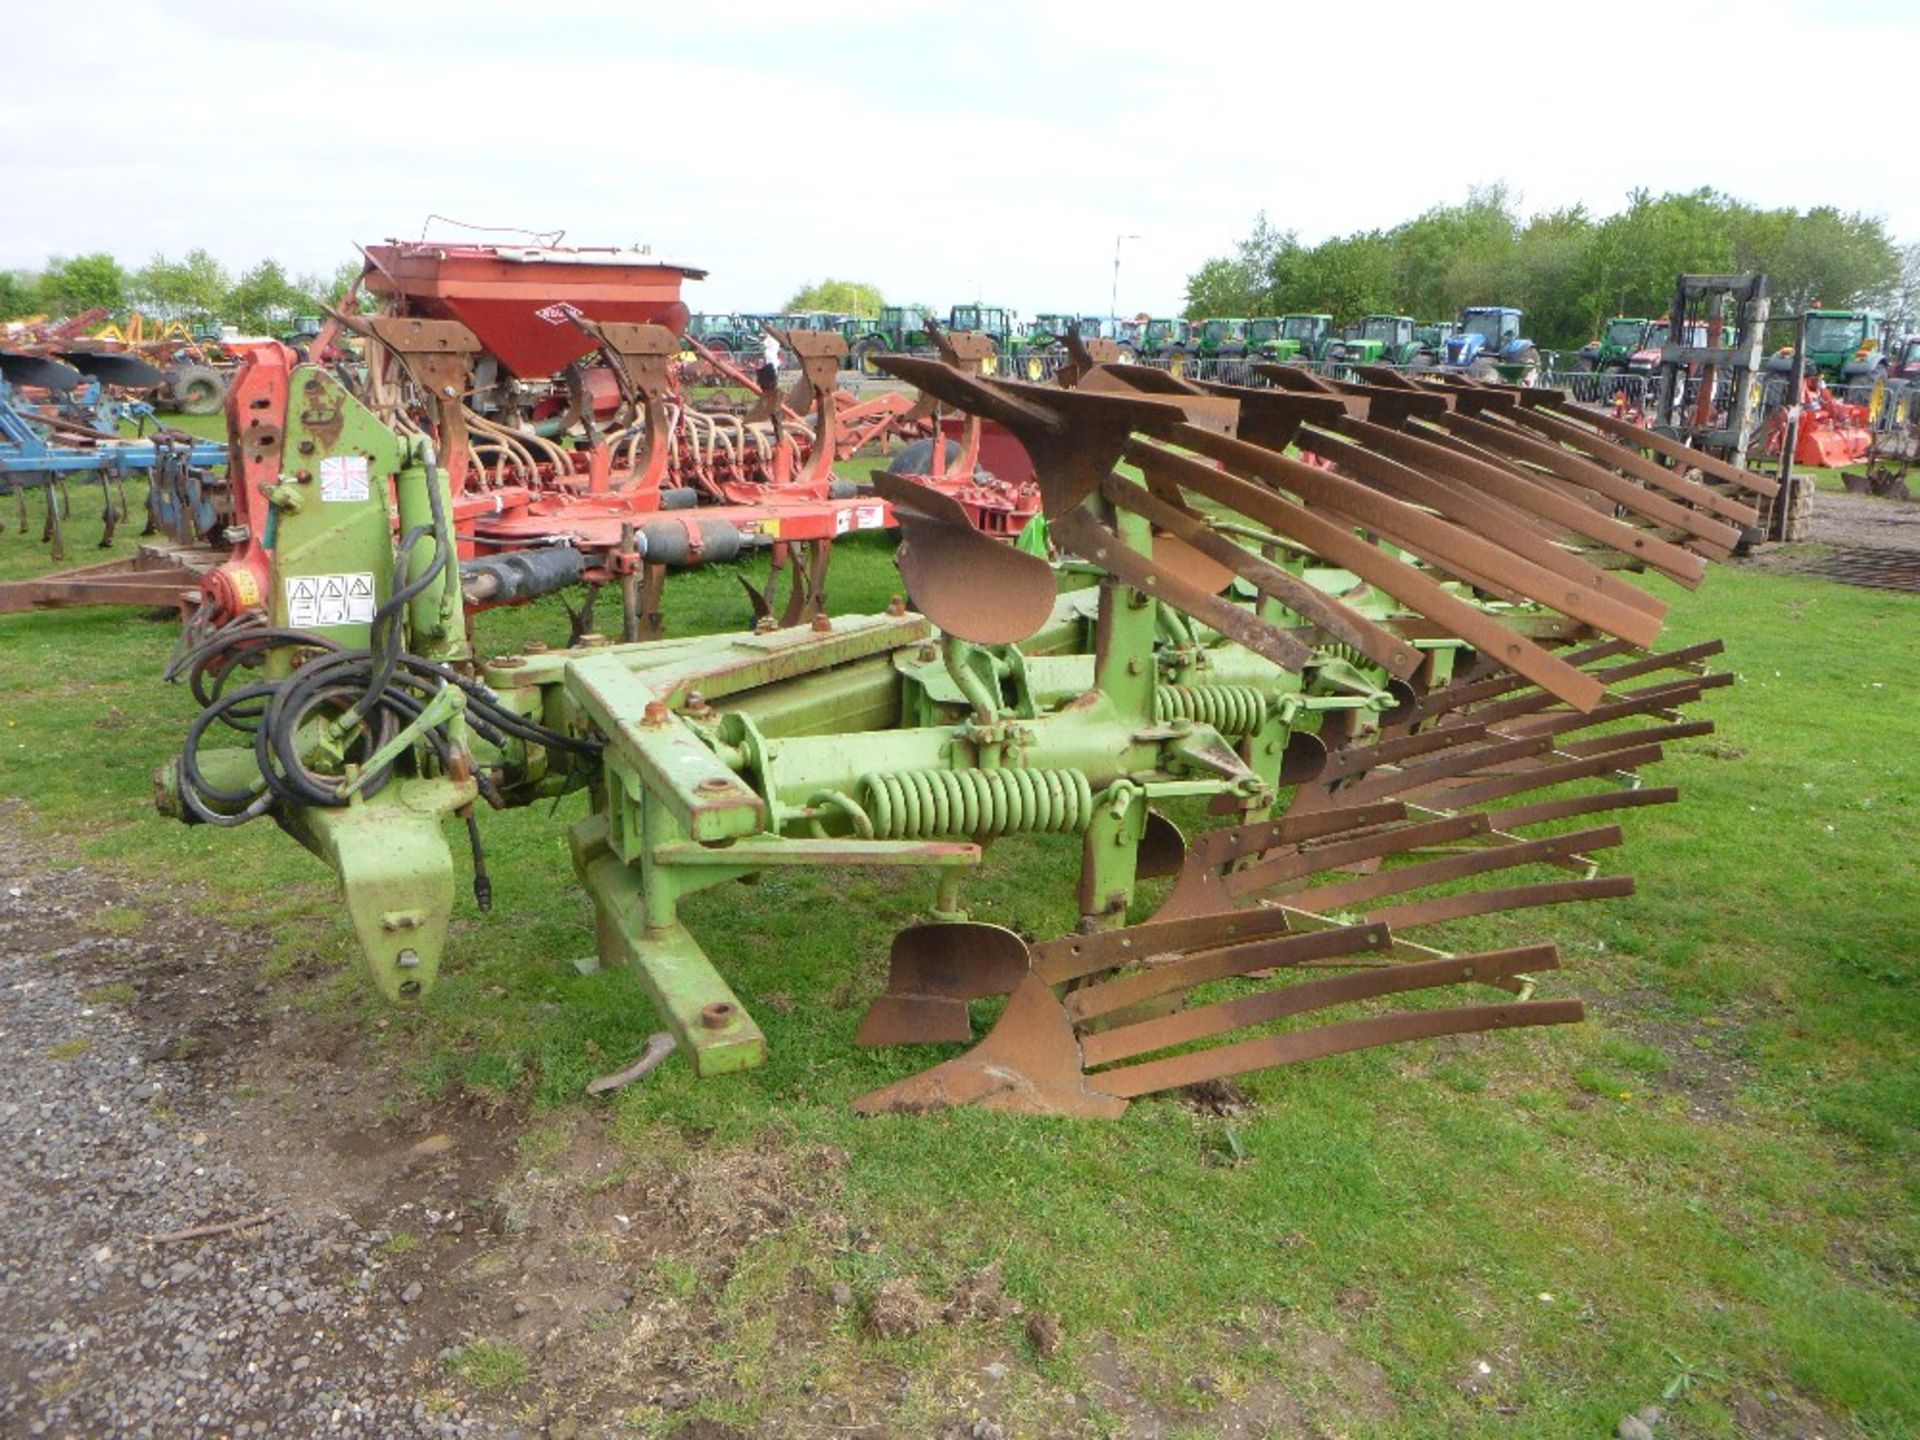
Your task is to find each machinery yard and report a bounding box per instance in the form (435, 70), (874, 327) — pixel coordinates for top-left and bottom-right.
(0, 490), (1913, 1438)
(3, 5), (1918, 1438)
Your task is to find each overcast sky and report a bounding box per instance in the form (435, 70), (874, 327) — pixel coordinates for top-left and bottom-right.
(5, 0), (1912, 317)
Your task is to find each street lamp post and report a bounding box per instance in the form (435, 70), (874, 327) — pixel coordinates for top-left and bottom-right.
(1111, 233), (1141, 333)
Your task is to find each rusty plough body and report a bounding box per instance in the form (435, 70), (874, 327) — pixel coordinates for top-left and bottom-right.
(156, 326), (1778, 1118)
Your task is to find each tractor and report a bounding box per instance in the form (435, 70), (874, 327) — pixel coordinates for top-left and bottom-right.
(1023, 315), (1122, 376)
(686, 312), (755, 356)
(1140, 317), (1193, 368)
(847, 306), (935, 374)
(1573, 317), (1654, 374)
(849, 305), (1022, 377)
(1891, 334), (1920, 382)
(1251, 313), (1334, 363)
(1443, 306), (1543, 384)
(1412, 320), (1458, 364)
(1323, 315), (1422, 368)
(1192, 317), (1250, 360)
(1764, 309), (1887, 386)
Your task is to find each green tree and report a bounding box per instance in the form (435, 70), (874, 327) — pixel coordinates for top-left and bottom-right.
(1184, 256), (1262, 319)
(227, 259), (307, 333)
(1510, 206), (1595, 347)
(1753, 207), (1901, 313)
(0, 270), (42, 321)
(135, 249), (230, 320)
(42, 253), (129, 316)
(1288, 232), (1396, 318)
(784, 278), (884, 316)
(322, 260), (364, 308)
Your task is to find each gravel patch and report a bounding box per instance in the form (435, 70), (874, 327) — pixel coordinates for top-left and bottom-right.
(0, 812), (509, 1439)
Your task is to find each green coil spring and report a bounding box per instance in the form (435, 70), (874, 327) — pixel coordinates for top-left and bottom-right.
(1154, 684), (1270, 737)
(1318, 642), (1371, 669)
(858, 767), (1095, 839)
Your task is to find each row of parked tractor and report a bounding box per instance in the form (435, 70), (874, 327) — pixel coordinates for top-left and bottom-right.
(1574, 308), (1920, 388)
(685, 305), (1551, 383)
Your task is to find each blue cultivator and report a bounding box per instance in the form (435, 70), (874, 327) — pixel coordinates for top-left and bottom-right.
(0, 349), (228, 613)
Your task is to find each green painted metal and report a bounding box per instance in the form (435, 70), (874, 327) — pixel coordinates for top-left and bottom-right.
(162, 359), (1516, 1080)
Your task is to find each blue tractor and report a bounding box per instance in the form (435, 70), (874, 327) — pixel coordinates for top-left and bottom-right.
(1443, 306), (1543, 385)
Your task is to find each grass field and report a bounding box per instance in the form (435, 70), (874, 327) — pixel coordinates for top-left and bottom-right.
(0, 477), (1915, 1437)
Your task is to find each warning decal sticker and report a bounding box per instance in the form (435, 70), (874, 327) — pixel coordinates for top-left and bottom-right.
(285, 572), (377, 628)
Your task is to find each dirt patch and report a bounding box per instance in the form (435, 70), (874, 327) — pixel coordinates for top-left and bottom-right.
(1741, 488), (1920, 573)
(1595, 990), (1757, 1123)
(1728, 1385), (1860, 1439)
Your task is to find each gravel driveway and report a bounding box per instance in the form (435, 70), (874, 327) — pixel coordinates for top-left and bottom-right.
(0, 811), (505, 1439)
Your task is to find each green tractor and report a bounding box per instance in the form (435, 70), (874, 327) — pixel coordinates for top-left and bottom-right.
(1140, 318), (1192, 370)
(1192, 317), (1250, 360)
(847, 306), (935, 375)
(1573, 317), (1654, 374)
(1245, 313), (1334, 363)
(1412, 320), (1458, 366)
(1765, 309), (1888, 385)
(1021, 314), (1121, 377)
(848, 305), (1025, 377)
(1323, 315), (1422, 368)
(686, 312), (759, 357)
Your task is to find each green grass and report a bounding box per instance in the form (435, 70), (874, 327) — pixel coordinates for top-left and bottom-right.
(0, 514), (1915, 1435)
(444, 1338), (532, 1394)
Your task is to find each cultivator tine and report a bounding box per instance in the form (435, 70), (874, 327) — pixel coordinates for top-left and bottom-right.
(1094, 471), (1416, 677)
(1366, 876), (1639, 930)
(1092, 995), (1583, 1100)
(1077, 945), (1554, 1068)
(1288, 825), (1626, 914)
(1497, 404), (1769, 539)
(854, 931), (1581, 1118)
(854, 922), (1033, 1047)
(1125, 432), (1610, 710)
(1429, 408), (1743, 561)
(1060, 923), (1395, 1024)
(1326, 413), (1704, 595)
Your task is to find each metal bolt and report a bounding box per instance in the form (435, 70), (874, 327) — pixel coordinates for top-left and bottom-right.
(396, 949), (421, 968)
(887, 593), (907, 616)
(811, 614), (832, 632)
(641, 701), (672, 727)
(523, 641), (548, 654)
(492, 654), (526, 669)
(579, 632), (609, 647)
(700, 1001), (736, 1030)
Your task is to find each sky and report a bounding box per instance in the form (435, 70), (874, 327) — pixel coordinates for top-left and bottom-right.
(4, 0), (1913, 318)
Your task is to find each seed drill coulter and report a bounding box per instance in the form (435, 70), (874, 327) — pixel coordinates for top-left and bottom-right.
(157, 333), (1778, 1117)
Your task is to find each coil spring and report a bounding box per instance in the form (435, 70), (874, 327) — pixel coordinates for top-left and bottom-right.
(859, 767), (1094, 839)
(1154, 684), (1270, 737)
(1318, 642), (1371, 669)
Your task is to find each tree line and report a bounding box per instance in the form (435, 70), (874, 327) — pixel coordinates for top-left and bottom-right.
(0, 251), (362, 334)
(1185, 186), (1918, 349)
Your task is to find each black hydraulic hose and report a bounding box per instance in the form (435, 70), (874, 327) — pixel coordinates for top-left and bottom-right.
(169, 454), (599, 829)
